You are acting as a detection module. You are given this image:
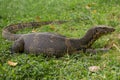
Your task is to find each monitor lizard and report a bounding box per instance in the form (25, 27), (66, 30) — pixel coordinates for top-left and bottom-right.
(2, 21), (115, 57)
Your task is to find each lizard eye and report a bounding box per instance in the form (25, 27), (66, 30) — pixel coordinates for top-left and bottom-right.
(95, 29), (98, 32)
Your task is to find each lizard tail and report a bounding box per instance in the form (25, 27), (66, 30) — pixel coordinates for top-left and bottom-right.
(2, 21), (67, 41)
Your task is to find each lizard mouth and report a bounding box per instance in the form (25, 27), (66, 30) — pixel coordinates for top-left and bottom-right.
(99, 27), (115, 35)
(106, 27), (115, 34)
(94, 25), (115, 34)
(94, 27), (115, 37)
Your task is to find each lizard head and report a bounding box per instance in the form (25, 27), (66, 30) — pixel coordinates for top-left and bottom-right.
(93, 25), (115, 36)
(80, 25), (115, 49)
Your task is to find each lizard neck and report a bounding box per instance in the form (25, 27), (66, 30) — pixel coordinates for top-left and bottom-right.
(69, 30), (98, 50)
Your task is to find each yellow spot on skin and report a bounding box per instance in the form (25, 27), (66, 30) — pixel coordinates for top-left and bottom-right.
(12, 25), (19, 31)
(46, 48), (55, 56)
(29, 46), (34, 52)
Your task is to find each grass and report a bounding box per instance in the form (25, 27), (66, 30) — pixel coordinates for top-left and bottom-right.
(0, 0), (120, 80)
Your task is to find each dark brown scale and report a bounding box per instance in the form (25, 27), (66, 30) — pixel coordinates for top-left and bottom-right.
(2, 21), (115, 57)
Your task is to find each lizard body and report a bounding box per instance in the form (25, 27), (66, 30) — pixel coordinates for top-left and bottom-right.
(2, 21), (115, 57)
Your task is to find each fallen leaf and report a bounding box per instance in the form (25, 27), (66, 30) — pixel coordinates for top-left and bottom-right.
(8, 61), (18, 67)
(104, 38), (115, 49)
(118, 34), (120, 39)
(88, 66), (100, 72)
(32, 29), (37, 32)
(85, 5), (91, 9)
(113, 43), (120, 52)
(50, 25), (55, 30)
(35, 16), (41, 22)
(92, 10), (97, 14)
(85, 2), (96, 10)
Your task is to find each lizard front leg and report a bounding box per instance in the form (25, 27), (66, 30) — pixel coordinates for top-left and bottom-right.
(10, 38), (24, 54)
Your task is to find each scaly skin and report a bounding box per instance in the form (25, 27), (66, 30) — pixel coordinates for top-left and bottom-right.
(2, 21), (115, 57)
